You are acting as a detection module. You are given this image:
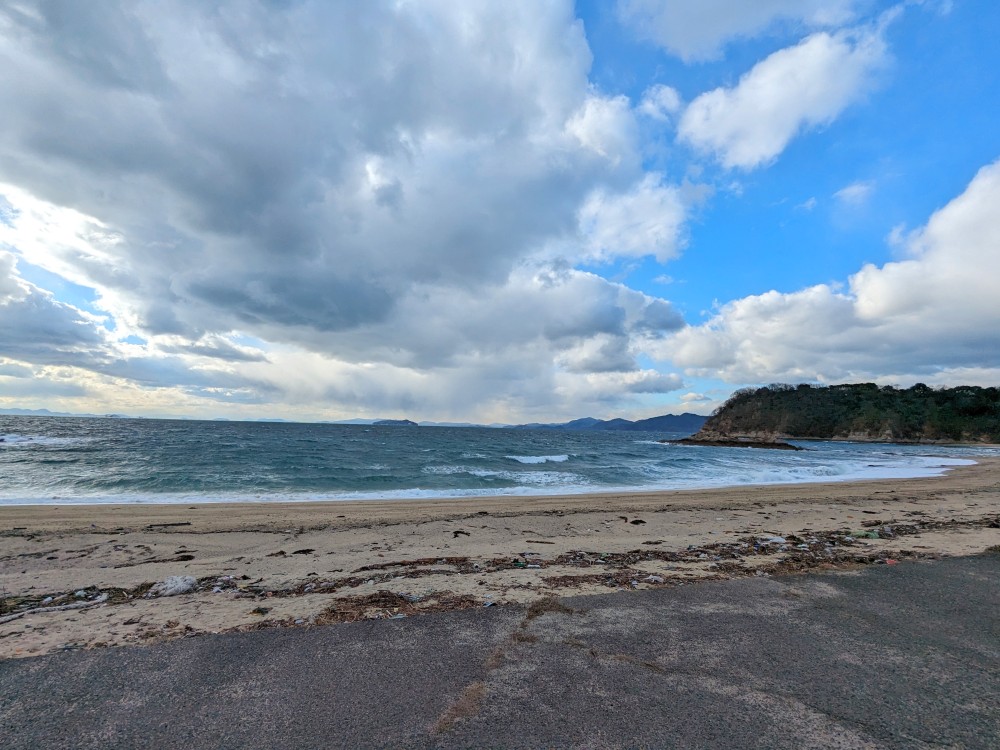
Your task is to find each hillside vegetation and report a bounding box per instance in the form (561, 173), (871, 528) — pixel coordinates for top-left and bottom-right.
(697, 383), (1000, 444)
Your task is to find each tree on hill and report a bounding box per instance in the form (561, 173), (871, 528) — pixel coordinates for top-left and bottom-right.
(702, 383), (1000, 443)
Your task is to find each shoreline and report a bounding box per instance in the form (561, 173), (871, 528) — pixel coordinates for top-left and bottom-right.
(0, 453), (980, 514)
(2, 459), (998, 659)
(0, 457), (992, 531)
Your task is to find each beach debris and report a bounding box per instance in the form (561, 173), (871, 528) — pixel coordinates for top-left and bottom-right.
(452, 530), (470, 538)
(267, 550), (287, 557)
(291, 548), (315, 555)
(149, 575), (197, 597)
(145, 522), (192, 529)
(524, 539), (555, 544)
(251, 607), (271, 615)
(629, 519), (647, 525)
(761, 536), (786, 545)
(0, 593), (109, 625)
(643, 575), (665, 584)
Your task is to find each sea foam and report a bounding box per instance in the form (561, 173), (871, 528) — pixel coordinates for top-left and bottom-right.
(505, 454), (569, 464)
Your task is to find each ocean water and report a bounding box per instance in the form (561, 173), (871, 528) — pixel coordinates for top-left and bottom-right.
(1, 415), (996, 506)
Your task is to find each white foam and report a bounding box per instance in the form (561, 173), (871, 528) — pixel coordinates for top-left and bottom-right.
(0, 434), (89, 448)
(506, 454), (569, 464)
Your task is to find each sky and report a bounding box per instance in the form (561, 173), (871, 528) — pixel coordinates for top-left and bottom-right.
(0, 0), (998, 423)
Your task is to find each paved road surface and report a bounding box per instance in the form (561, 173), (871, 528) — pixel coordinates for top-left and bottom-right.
(2, 554), (998, 749)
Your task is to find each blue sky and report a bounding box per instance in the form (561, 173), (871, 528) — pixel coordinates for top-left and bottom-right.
(0, 1), (998, 422)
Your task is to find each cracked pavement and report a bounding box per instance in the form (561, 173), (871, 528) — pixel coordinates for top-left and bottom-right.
(2, 552), (998, 749)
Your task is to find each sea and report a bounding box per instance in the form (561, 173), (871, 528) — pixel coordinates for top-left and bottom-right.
(1, 415), (997, 506)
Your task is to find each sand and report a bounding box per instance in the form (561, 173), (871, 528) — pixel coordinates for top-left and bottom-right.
(1, 458), (998, 659)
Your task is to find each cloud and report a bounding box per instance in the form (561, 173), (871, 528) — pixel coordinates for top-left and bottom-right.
(616, 0), (863, 61)
(565, 94), (639, 168)
(665, 158), (1000, 384)
(637, 84), (682, 121)
(577, 174), (688, 263)
(0, 252), (108, 367)
(679, 392), (712, 403)
(834, 180), (875, 205)
(0, 1), (695, 420)
(677, 26), (888, 168)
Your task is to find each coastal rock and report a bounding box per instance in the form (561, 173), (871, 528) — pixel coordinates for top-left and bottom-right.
(668, 436), (802, 451)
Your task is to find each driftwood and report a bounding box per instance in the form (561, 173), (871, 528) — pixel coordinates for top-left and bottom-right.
(0, 593), (109, 625)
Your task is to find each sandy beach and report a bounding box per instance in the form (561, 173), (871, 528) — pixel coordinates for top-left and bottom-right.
(2, 458), (998, 659)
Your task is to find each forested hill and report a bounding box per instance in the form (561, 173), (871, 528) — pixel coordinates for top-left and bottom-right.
(695, 383), (1000, 444)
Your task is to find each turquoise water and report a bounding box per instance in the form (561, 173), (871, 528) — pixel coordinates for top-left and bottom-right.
(1, 416), (995, 505)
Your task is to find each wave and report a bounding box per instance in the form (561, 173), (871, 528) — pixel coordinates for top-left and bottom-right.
(505, 454), (569, 464)
(0, 434), (91, 448)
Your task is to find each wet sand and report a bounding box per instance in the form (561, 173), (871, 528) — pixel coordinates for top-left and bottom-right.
(1, 458), (998, 658)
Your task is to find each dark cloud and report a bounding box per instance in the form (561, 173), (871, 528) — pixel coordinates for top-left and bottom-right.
(0, 254), (107, 367)
(0, 1), (695, 418)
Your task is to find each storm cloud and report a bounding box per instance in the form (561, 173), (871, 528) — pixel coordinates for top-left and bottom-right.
(0, 1), (689, 418)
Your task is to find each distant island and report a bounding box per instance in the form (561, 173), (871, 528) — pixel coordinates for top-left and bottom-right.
(0, 409), (706, 434)
(508, 413), (706, 433)
(682, 383), (1000, 447)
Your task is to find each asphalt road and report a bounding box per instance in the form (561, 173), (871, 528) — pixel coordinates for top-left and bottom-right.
(2, 554), (998, 749)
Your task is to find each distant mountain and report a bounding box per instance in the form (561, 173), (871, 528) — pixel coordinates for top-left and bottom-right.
(508, 413), (706, 434)
(0, 408), (704, 434)
(0, 408), (134, 419)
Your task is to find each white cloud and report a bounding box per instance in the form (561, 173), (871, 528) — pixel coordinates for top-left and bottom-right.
(834, 180), (874, 205)
(677, 27), (888, 168)
(616, 0), (863, 61)
(577, 174), (688, 263)
(679, 392), (711, 403)
(637, 84), (682, 121)
(665, 159), (1000, 385)
(565, 94), (638, 167)
(0, 2), (696, 421)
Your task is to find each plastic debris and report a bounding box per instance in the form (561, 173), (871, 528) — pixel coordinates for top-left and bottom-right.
(643, 575), (664, 583)
(149, 575), (197, 597)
